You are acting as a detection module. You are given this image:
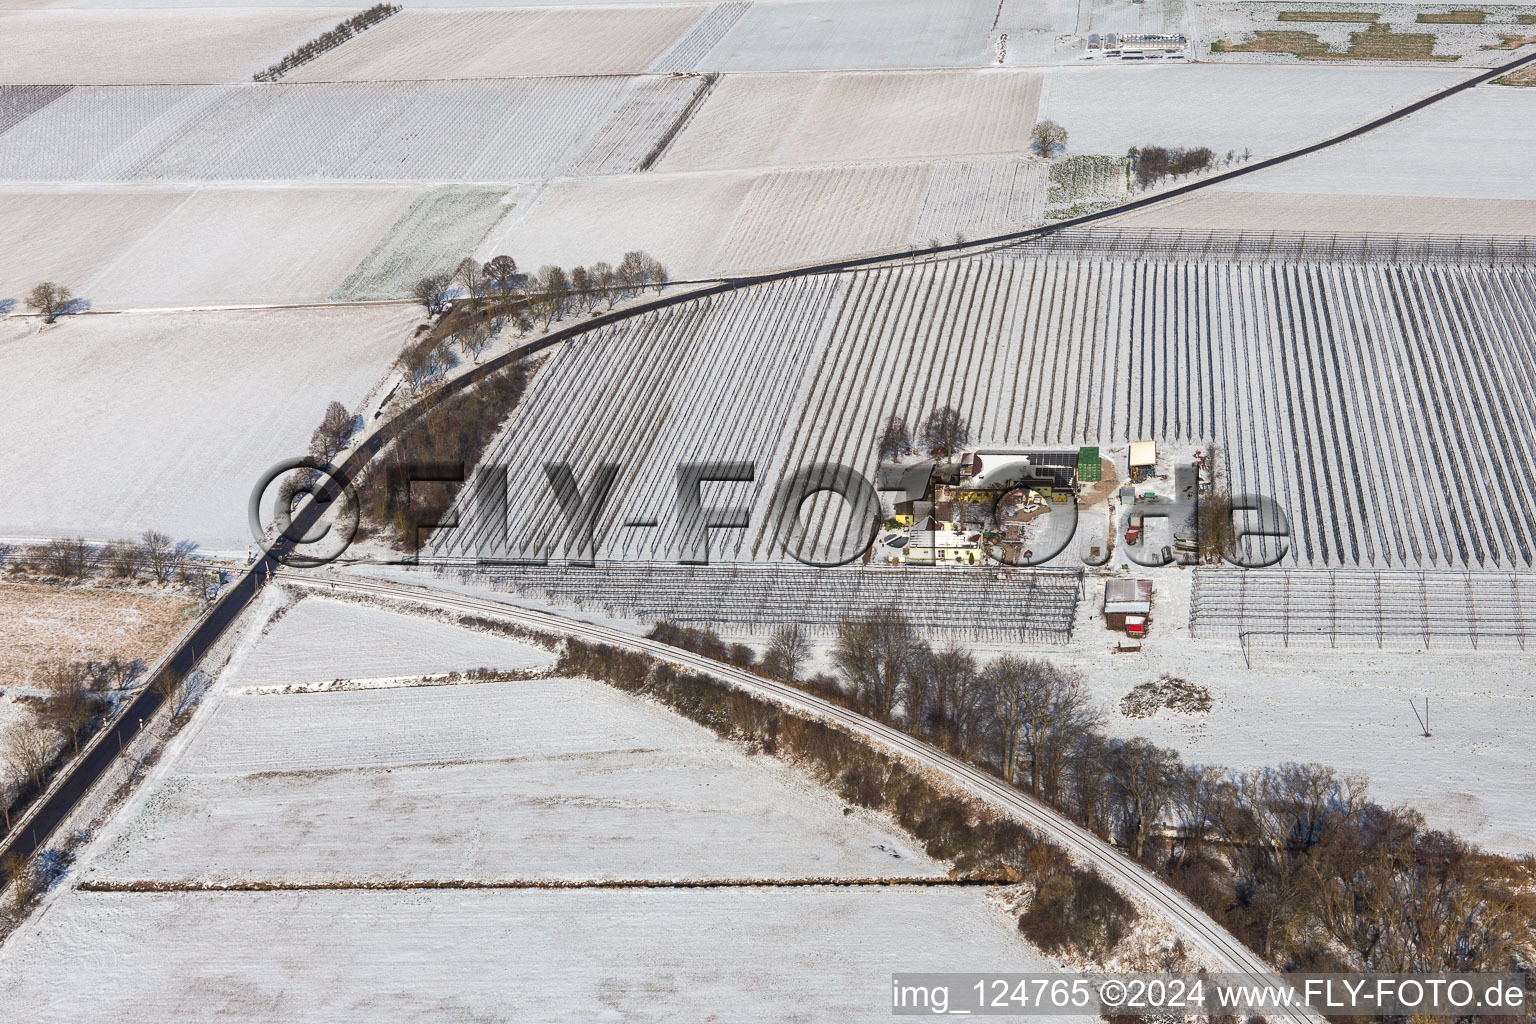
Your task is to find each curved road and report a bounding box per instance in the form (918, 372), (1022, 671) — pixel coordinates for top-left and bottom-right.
(275, 569), (1326, 1024)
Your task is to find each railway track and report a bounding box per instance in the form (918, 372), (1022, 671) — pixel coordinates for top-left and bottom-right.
(275, 568), (1327, 1024)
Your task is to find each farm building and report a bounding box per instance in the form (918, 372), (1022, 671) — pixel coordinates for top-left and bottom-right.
(1104, 578), (1154, 635)
(906, 515), (981, 566)
(958, 449), (1078, 497)
(1129, 440), (1156, 482)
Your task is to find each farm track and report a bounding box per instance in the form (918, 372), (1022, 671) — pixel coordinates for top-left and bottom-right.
(270, 569), (1329, 1024)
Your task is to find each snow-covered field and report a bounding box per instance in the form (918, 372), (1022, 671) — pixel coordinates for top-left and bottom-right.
(288, 6), (704, 80)
(1038, 64), (1472, 159)
(229, 596), (555, 684)
(491, 156), (1048, 280)
(690, 0), (1001, 71)
(0, 186), (424, 309)
(0, 9), (346, 84)
(1212, 83), (1536, 200)
(656, 69), (1043, 171)
(0, 306), (412, 553)
(0, 887), (1059, 1023)
(84, 672), (939, 882)
(1055, 578), (1536, 856)
(1109, 190), (1536, 235)
(0, 79), (640, 183)
(0, 587), (1068, 1020)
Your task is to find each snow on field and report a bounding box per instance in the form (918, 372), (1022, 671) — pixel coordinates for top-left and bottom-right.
(713, 162), (930, 271)
(648, 0), (752, 71)
(0, 79), (634, 182)
(488, 155), (1049, 280)
(0, 186), (426, 308)
(1211, 83), (1536, 200)
(478, 170), (753, 281)
(229, 596), (554, 684)
(657, 69), (1042, 171)
(331, 185), (515, 300)
(1048, 585), (1536, 856)
(0, 306), (411, 553)
(696, 0), (1001, 71)
(562, 73), (714, 177)
(1038, 64), (1471, 159)
(288, 6), (704, 81)
(0, 887), (1062, 1023)
(84, 673), (940, 883)
(0, 9), (347, 84)
(1108, 190), (1536, 235)
(910, 156), (1048, 245)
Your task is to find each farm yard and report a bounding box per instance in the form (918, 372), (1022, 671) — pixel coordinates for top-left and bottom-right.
(0, 305), (413, 552)
(436, 232), (1536, 571)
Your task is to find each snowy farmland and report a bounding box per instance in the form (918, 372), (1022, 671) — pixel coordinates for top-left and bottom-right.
(655, 69), (1043, 171)
(0, 79), (657, 183)
(1036, 64), (1472, 159)
(0, 888), (1060, 1023)
(437, 235), (1536, 570)
(487, 157), (1048, 279)
(0, 306), (413, 552)
(0, 589), (1070, 1020)
(287, 6), (705, 80)
(0, 9), (347, 85)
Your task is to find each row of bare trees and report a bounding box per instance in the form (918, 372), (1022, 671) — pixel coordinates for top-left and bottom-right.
(822, 606), (1534, 976)
(7, 531), (198, 584)
(413, 250), (669, 325)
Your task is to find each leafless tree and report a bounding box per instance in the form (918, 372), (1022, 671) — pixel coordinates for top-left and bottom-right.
(1105, 737), (1181, 861)
(103, 538), (146, 579)
(308, 400), (355, 463)
(533, 265), (570, 328)
(833, 607), (925, 721)
(5, 723), (55, 793)
(876, 414), (913, 462)
(412, 273), (452, 317)
(38, 537), (91, 579)
(920, 405), (970, 457)
(455, 257), (487, 308)
(921, 646), (988, 755)
(26, 281), (73, 324)
(765, 623), (808, 684)
(568, 265), (593, 312)
(1030, 119), (1068, 158)
(590, 261), (618, 309)
(171, 539), (199, 581)
(141, 529), (174, 583)
(2, 850), (36, 916)
(35, 660), (96, 753)
(481, 254), (518, 311)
